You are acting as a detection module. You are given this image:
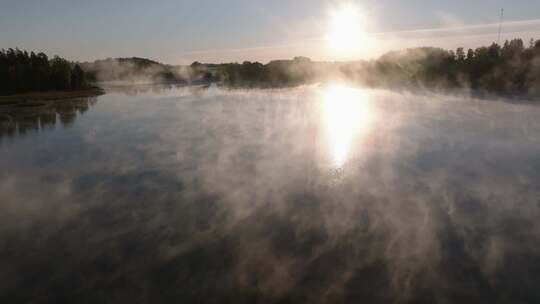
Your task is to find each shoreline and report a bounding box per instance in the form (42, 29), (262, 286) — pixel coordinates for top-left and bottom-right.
(0, 87), (105, 106)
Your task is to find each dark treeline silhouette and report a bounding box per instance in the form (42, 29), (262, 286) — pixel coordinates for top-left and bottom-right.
(346, 38), (540, 96)
(68, 38), (540, 98)
(208, 38), (540, 97)
(97, 57), (330, 87)
(0, 49), (88, 95)
(4, 39), (540, 97)
(217, 57), (319, 87)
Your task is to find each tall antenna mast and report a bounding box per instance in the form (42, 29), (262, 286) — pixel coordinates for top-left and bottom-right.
(497, 8), (504, 44)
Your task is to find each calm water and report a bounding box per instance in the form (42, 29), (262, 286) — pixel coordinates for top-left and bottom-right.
(1, 85), (540, 303)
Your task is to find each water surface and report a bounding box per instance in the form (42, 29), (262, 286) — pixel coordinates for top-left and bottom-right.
(1, 85), (540, 303)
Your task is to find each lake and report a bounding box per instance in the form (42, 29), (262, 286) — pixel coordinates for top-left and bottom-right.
(1, 84), (540, 303)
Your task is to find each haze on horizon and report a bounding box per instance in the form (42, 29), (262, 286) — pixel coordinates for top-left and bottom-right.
(1, 0), (540, 64)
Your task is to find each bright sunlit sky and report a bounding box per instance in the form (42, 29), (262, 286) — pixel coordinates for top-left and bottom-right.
(1, 0), (540, 64)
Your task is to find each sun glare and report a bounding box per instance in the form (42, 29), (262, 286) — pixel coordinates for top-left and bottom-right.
(321, 85), (373, 168)
(326, 4), (371, 59)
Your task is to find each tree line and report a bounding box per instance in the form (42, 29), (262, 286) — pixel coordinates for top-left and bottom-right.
(215, 57), (318, 87)
(0, 49), (88, 95)
(3, 39), (540, 97)
(209, 38), (540, 96)
(347, 38), (540, 96)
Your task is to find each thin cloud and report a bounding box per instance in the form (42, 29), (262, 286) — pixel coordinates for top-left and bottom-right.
(374, 18), (540, 36)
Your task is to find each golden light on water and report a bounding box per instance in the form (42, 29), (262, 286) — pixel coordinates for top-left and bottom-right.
(326, 4), (371, 59)
(321, 85), (373, 168)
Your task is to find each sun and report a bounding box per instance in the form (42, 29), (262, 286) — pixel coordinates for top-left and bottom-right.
(326, 4), (370, 58)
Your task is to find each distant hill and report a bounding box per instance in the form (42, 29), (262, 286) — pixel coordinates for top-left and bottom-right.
(80, 57), (191, 85)
(116, 57), (162, 67)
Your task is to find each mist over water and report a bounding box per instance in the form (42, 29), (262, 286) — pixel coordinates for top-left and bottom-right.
(1, 85), (540, 303)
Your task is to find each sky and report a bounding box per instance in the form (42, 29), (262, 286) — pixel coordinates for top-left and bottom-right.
(1, 0), (540, 64)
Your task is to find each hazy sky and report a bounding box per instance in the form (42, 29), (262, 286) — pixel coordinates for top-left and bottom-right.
(1, 0), (540, 64)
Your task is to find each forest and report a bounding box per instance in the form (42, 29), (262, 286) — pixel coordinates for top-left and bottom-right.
(215, 38), (540, 96)
(2, 38), (540, 97)
(348, 38), (540, 96)
(0, 49), (88, 95)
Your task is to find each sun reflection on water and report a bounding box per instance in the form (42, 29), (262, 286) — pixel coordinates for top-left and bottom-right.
(321, 85), (373, 168)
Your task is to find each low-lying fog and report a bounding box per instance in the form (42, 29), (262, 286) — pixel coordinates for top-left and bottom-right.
(1, 85), (540, 303)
